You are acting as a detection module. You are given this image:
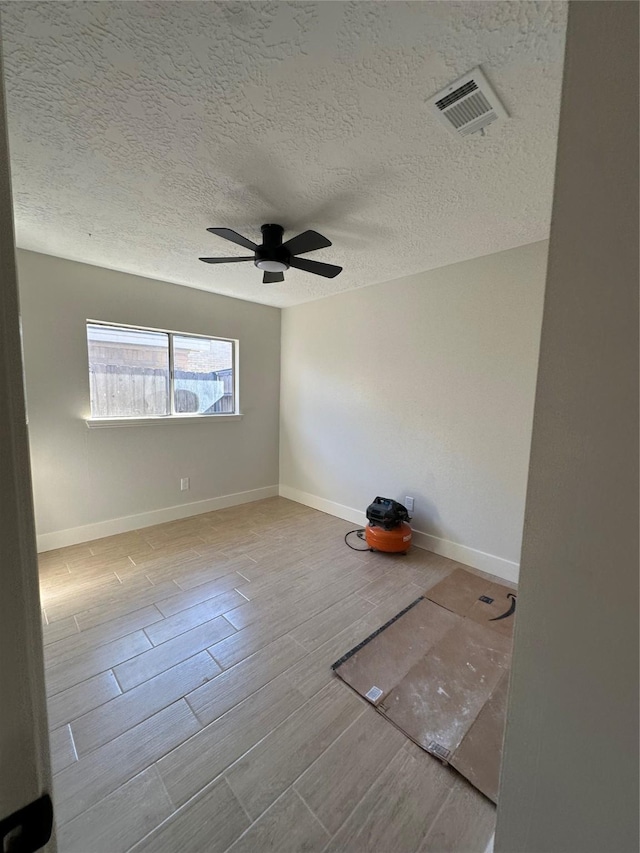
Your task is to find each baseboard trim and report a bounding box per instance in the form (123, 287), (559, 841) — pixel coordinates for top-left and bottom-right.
(279, 485), (367, 528)
(38, 483), (520, 582)
(37, 485), (279, 553)
(279, 485), (519, 584)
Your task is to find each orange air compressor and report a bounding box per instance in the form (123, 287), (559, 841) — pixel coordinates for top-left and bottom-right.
(364, 496), (412, 553)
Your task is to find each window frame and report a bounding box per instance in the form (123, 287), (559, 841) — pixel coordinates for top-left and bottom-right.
(85, 320), (240, 425)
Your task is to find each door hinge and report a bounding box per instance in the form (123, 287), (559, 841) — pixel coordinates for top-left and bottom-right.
(0, 795), (53, 852)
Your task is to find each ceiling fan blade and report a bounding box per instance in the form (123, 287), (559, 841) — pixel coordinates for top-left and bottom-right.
(199, 256), (254, 264)
(282, 229), (332, 256)
(289, 256), (343, 278)
(263, 271), (285, 284)
(206, 228), (257, 251)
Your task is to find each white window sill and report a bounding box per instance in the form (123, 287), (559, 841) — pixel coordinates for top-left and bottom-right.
(86, 414), (243, 429)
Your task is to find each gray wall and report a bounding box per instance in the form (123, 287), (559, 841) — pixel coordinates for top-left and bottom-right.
(495, 2), (639, 851)
(280, 241), (548, 581)
(0, 34), (53, 849)
(17, 249), (281, 547)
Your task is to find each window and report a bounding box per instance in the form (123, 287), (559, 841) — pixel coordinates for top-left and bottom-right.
(86, 323), (236, 419)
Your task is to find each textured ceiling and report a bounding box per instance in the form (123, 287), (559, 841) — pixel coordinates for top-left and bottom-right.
(1, 1), (567, 307)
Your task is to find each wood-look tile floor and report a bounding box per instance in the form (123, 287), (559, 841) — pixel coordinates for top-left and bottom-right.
(39, 498), (497, 853)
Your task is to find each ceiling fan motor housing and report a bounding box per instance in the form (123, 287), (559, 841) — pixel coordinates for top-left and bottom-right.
(260, 223), (284, 247)
(255, 225), (290, 271)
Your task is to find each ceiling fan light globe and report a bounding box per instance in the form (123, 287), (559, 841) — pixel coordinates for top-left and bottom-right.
(255, 259), (288, 273)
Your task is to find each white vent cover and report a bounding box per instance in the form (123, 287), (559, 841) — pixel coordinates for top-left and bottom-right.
(429, 66), (508, 138)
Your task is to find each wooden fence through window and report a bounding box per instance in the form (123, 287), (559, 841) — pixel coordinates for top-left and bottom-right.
(89, 365), (234, 417)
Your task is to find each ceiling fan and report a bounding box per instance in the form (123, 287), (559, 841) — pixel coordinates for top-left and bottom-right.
(199, 224), (342, 284)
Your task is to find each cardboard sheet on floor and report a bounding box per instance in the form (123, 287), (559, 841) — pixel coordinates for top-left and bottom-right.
(332, 568), (516, 802)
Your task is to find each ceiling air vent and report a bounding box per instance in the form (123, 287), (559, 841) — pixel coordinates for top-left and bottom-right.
(429, 66), (508, 138)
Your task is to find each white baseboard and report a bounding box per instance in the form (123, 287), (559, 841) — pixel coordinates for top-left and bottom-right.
(410, 529), (519, 584)
(38, 483), (520, 584)
(279, 485), (367, 528)
(37, 485), (279, 553)
(279, 485), (519, 584)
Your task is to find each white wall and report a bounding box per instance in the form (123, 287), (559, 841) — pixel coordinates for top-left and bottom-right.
(280, 241), (548, 581)
(495, 2), (639, 850)
(17, 250), (281, 550)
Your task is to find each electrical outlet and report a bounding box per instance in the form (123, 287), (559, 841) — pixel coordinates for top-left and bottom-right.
(405, 496), (414, 513)
(180, 478), (190, 491)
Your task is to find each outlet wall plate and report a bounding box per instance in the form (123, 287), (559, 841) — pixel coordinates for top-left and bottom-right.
(180, 477), (190, 491)
(405, 496), (414, 512)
